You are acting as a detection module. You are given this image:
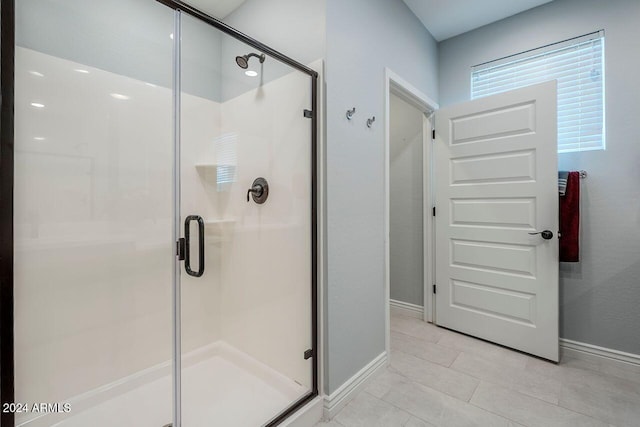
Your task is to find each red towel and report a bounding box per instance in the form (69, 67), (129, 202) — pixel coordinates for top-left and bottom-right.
(559, 171), (580, 262)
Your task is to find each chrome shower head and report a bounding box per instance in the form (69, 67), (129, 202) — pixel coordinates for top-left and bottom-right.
(235, 53), (265, 70)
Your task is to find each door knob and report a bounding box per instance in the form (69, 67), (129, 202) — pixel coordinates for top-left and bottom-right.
(528, 230), (554, 240)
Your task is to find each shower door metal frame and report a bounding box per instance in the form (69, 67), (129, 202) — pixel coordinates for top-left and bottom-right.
(1, 1), (16, 426)
(0, 0), (318, 426)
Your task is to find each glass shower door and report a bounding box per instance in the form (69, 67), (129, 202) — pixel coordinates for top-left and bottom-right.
(12, 2), (315, 426)
(13, 1), (176, 426)
(177, 12), (315, 427)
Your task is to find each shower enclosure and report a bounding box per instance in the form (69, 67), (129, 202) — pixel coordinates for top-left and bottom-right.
(1, 1), (318, 426)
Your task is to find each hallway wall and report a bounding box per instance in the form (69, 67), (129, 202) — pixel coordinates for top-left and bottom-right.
(389, 93), (424, 307)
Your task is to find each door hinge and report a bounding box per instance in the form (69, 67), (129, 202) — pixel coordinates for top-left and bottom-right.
(177, 238), (186, 261)
(433, 284), (437, 294)
(432, 129), (435, 140)
(432, 206), (436, 217)
(304, 349), (313, 360)
(303, 109), (313, 118)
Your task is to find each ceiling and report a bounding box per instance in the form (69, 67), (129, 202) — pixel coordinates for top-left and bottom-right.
(180, 0), (553, 41)
(402, 0), (554, 41)
(185, 0), (248, 19)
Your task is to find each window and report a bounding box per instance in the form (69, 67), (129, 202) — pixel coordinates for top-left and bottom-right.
(471, 31), (605, 153)
(214, 133), (237, 191)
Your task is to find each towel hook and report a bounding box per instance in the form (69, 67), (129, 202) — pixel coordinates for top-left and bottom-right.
(346, 107), (356, 120)
(579, 170), (587, 179)
(366, 116), (376, 128)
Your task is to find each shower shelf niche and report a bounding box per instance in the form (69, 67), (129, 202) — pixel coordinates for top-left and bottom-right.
(194, 163), (237, 188)
(195, 163), (216, 169)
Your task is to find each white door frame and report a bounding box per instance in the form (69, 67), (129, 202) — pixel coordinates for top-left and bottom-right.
(384, 68), (438, 357)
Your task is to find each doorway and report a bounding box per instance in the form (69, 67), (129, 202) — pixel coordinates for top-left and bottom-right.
(384, 69), (438, 356)
(385, 76), (559, 362)
(389, 94), (426, 318)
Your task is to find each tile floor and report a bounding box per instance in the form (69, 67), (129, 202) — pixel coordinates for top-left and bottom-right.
(316, 313), (640, 427)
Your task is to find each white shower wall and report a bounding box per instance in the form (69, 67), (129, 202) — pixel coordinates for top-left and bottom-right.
(218, 67), (313, 388)
(180, 93), (224, 355)
(14, 47), (176, 414)
(15, 46), (313, 424)
(181, 60), (313, 388)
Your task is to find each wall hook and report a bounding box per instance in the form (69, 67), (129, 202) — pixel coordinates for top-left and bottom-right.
(366, 116), (376, 128)
(346, 107), (356, 120)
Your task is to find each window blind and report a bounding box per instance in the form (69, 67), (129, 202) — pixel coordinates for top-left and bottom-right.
(471, 31), (605, 153)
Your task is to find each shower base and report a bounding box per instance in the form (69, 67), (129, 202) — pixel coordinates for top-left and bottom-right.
(19, 342), (307, 427)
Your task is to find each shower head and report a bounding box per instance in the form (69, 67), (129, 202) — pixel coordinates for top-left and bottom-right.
(235, 55), (249, 69)
(235, 52), (265, 70)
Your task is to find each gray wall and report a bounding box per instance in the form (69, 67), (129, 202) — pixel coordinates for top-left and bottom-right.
(439, 0), (640, 355)
(16, 0), (326, 103)
(17, 0), (226, 101)
(325, 0), (438, 394)
(223, 0), (325, 67)
(181, 14), (223, 101)
(390, 94), (424, 307)
(222, 0), (326, 101)
(16, 0), (175, 90)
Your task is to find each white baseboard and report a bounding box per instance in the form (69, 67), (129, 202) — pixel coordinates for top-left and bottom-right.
(323, 351), (388, 420)
(390, 299), (423, 319)
(560, 338), (640, 369)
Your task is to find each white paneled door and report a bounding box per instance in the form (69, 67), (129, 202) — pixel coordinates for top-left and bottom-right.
(434, 81), (559, 361)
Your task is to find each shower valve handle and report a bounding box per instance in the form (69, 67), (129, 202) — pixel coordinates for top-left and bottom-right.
(247, 177), (269, 204)
(247, 184), (264, 202)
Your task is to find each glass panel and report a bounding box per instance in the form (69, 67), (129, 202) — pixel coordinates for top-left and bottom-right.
(14, 1), (175, 426)
(179, 13), (313, 426)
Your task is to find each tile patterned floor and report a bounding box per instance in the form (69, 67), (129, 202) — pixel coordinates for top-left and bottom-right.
(316, 314), (640, 427)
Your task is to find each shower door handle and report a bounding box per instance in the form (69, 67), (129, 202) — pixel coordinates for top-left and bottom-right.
(184, 215), (205, 277)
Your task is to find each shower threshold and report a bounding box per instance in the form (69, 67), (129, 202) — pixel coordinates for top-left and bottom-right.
(18, 342), (307, 427)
